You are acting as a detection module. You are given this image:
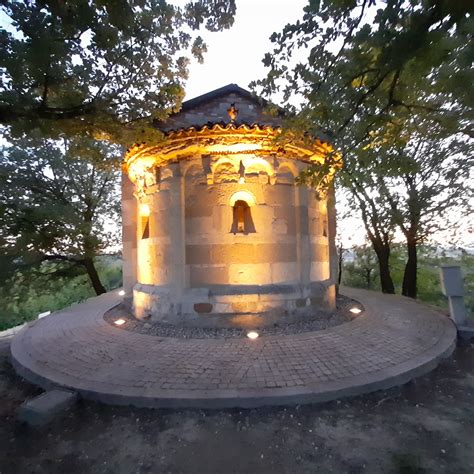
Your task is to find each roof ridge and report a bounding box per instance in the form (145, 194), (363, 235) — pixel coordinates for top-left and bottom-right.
(180, 83), (264, 112)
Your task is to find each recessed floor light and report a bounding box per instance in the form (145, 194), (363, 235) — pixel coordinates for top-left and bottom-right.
(350, 307), (362, 315)
(247, 331), (259, 339)
(118, 290), (125, 296)
(114, 319), (126, 326)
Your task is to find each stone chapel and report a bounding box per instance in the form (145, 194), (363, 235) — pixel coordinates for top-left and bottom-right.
(121, 84), (340, 327)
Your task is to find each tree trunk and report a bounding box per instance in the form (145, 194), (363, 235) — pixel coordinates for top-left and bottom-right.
(338, 247), (343, 286)
(402, 237), (418, 298)
(83, 257), (106, 295)
(366, 268), (372, 289)
(372, 244), (395, 294)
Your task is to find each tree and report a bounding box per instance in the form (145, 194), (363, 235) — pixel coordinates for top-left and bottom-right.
(374, 128), (473, 298)
(255, 0), (473, 154)
(344, 183), (396, 294)
(255, 0), (473, 296)
(342, 243), (379, 290)
(299, 161), (397, 293)
(0, 0), (236, 142)
(0, 136), (121, 295)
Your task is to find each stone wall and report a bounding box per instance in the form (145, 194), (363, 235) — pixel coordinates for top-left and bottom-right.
(130, 152), (336, 325)
(124, 85), (338, 326)
(121, 173), (137, 294)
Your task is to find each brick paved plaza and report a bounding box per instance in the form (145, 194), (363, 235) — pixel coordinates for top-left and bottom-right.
(10, 287), (456, 408)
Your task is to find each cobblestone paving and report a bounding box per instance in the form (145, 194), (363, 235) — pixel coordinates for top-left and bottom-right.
(10, 287), (456, 408)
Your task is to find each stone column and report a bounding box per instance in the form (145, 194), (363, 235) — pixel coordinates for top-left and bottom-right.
(121, 172), (137, 294)
(296, 184), (311, 285)
(327, 183), (338, 284)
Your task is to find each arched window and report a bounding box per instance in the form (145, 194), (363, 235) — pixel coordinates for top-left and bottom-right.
(231, 200), (256, 234)
(140, 203), (150, 239)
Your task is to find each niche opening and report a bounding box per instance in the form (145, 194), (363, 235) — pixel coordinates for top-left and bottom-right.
(231, 200), (256, 234)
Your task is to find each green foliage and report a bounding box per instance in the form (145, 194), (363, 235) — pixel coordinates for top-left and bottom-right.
(256, 1), (473, 297)
(256, 0), (473, 154)
(365, 126), (473, 243)
(0, 255), (122, 331)
(341, 244), (379, 290)
(0, 136), (120, 259)
(0, 0), (236, 143)
(0, 135), (121, 294)
(342, 244), (474, 316)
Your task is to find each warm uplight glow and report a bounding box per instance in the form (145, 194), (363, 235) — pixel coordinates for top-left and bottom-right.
(206, 143), (262, 154)
(37, 311), (51, 319)
(140, 203), (150, 216)
(229, 190), (257, 207)
(114, 319), (126, 326)
(247, 331), (259, 339)
(118, 290), (125, 296)
(350, 307), (362, 315)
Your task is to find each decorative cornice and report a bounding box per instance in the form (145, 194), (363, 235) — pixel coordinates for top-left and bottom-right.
(123, 122), (341, 199)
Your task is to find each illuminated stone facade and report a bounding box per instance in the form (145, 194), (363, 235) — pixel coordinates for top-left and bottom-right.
(122, 84), (340, 327)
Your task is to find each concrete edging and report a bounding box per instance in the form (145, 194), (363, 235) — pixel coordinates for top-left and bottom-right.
(10, 287), (457, 409)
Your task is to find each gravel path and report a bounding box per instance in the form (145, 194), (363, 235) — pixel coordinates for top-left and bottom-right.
(103, 295), (360, 339)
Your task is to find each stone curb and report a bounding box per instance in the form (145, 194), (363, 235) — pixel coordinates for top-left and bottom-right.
(11, 322), (456, 409)
(0, 323), (26, 339)
(10, 288), (457, 409)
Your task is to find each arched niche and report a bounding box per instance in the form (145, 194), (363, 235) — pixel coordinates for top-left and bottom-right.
(229, 190), (257, 234)
(229, 190), (257, 207)
(212, 157), (240, 183)
(242, 157), (275, 184)
(276, 162), (298, 185)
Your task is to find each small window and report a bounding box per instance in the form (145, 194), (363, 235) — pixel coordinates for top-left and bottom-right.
(141, 216), (150, 239)
(231, 200), (256, 234)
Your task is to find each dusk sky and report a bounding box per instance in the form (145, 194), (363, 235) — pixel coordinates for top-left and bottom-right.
(182, 0), (308, 101)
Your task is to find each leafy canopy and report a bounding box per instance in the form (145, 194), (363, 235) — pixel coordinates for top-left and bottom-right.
(0, 0), (236, 143)
(0, 135), (121, 282)
(254, 0), (473, 153)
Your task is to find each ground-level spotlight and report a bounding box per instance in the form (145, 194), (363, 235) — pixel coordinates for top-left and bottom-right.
(114, 318), (126, 326)
(350, 307), (362, 315)
(247, 331), (259, 340)
(118, 290), (125, 296)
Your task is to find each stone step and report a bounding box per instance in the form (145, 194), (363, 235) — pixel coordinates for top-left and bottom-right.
(458, 325), (474, 343)
(17, 390), (78, 426)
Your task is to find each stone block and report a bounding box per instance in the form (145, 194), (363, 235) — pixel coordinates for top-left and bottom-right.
(228, 263), (271, 285)
(310, 261), (330, 281)
(185, 216), (214, 235)
(18, 390), (78, 426)
(272, 218), (288, 234)
(312, 243), (329, 262)
(440, 266), (464, 296)
(296, 298), (309, 308)
(186, 245), (211, 265)
(264, 186), (294, 206)
(212, 303), (232, 313)
(271, 262), (298, 284)
(254, 243), (296, 263)
(211, 243), (256, 264)
(189, 265), (229, 286)
(185, 204), (213, 218)
(232, 301), (258, 313)
(296, 205), (309, 235)
(122, 224), (135, 243)
(259, 291), (301, 302)
(212, 293), (259, 303)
